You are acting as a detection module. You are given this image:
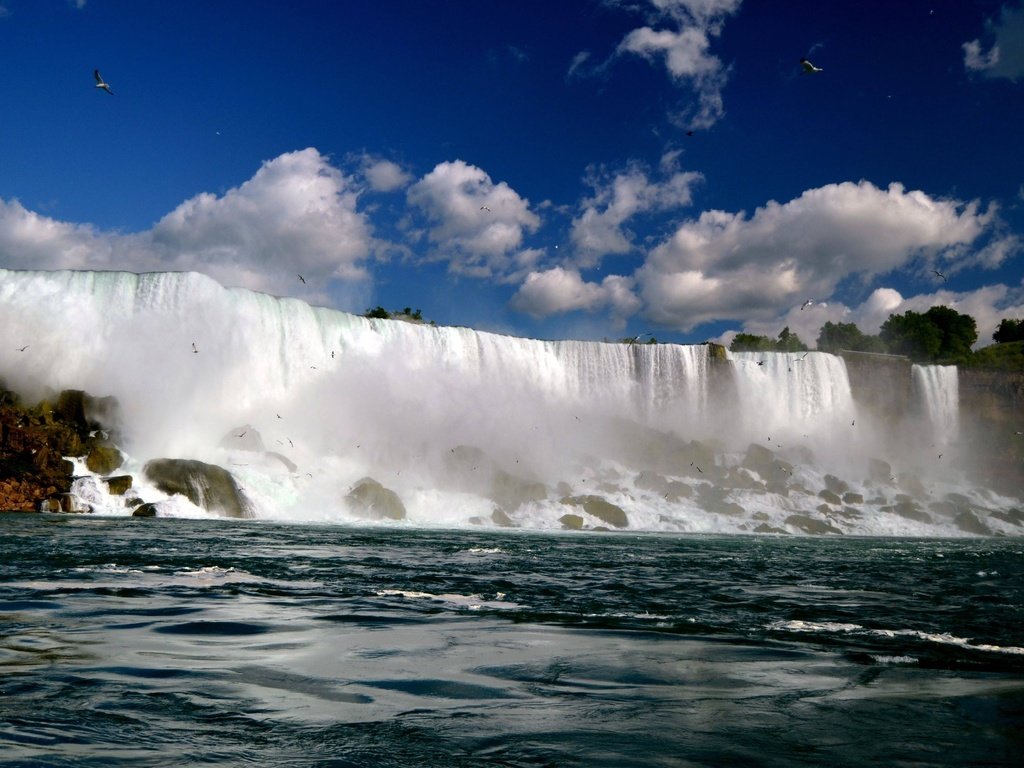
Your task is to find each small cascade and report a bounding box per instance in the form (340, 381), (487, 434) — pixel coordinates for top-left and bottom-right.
(912, 364), (960, 450)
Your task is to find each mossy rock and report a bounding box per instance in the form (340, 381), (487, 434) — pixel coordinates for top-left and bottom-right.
(132, 502), (158, 518)
(86, 442), (124, 475)
(144, 458), (251, 518)
(104, 475), (133, 495)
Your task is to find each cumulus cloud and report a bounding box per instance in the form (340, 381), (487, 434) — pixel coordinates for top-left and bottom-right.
(615, 0), (741, 128)
(405, 159), (541, 280)
(0, 148), (375, 300)
(571, 164), (703, 266)
(726, 283), (1024, 351)
(636, 180), (1007, 331)
(510, 267), (641, 324)
(963, 3), (1024, 81)
(358, 156), (412, 193)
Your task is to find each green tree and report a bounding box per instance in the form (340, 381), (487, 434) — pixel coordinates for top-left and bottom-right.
(730, 333), (775, 352)
(775, 326), (809, 352)
(993, 318), (1024, 343)
(924, 305), (977, 360)
(363, 306), (391, 319)
(816, 321), (886, 353)
(880, 306), (977, 361)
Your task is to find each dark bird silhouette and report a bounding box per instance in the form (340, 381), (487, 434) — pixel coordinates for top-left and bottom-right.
(627, 332), (653, 346)
(298, 274), (306, 284)
(800, 299), (814, 310)
(191, 342), (198, 354)
(932, 269), (947, 281)
(15, 345), (29, 352)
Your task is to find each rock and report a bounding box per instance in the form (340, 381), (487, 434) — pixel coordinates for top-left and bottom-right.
(818, 489), (842, 506)
(742, 443), (792, 479)
(86, 442), (124, 475)
(132, 502), (159, 517)
(559, 513), (585, 530)
(104, 475), (133, 495)
(785, 514), (843, 535)
(897, 473), (928, 498)
(891, 499), (931, 524)
(842, 492), (864, 505)
(346, 477), (405, 520)
(143, 458), (252, 518)
(954, 510), (991, 535)
(991, 509), (1024, 527)
(220, 425), (265, 452)
(560, 495), (629, 528)
(823, 474), (849, 495)
(867, 458), (892, 484)
(491, 507), (515, 527)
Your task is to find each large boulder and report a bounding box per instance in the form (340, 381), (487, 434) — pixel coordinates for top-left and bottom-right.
(86, 441), (124, 475)
(143, 458), (252, 518)
(560, 494), (629, 528)
(346, 477), (406, 520)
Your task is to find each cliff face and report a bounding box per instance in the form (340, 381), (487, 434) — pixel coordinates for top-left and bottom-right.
(840, 351), (913, 427)
(958, 369), (1024, 496)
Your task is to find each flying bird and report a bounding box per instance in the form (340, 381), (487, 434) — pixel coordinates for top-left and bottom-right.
(298, 274), (306, 284)
(800, 299), (814, 310)
(627, 332), (653, 346)
(94, 69), (114, 94)
(800, 58), (823, 74)
(932, 269), (947, 281)
(15, 345), (29, 352)
(480, 205), (491, 212)
(191, 342), (198, 354)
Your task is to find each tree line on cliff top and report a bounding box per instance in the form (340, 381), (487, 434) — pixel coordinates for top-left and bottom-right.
(730, 307), (1024, 369)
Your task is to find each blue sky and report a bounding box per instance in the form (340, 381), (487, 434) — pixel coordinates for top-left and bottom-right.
(1, 0), (1022, 347)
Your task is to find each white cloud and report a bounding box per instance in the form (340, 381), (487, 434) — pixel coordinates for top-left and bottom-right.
(0, 148), (375, 299)
(405, 160), (540, 280)
(636, 180), (1005, 331)
(730, 284), (1024, 351)
(359, 156), (412, 193)
(571, 164), (702, 266)
(615, 0), (741, 128)
(963, 3), (1024, 81)
(509, 267), (641, 323)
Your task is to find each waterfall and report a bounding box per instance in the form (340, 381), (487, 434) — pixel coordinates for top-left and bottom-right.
(912, 364), (960, 450)
(0, 268), (1018, 535)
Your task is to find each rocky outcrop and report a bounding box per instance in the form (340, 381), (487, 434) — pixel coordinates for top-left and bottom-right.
(0, 386), (121, 511)
(958, 369), (1024, 496)
(560, 494), (629, 528)
(143, 458), (252, 518)
(346, 477), (406, 520)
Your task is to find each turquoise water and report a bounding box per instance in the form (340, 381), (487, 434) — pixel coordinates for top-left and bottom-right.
(1, 514), (1022, 766)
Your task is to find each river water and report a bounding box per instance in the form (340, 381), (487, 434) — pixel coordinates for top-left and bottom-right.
(1, 513), (1022, 766)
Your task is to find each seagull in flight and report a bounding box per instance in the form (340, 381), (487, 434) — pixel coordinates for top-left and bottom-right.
(15, 345), (29, 352)
(800, 58), (823, 74)
(800, 299), (814, 310)
(932, 269), (947, 282)
(480, 205), (491, 212)
(192, 342), (198, 354)
(627, 332), (653, 346)
(94, 69), (114, 94)
(298, 274), (306, 284)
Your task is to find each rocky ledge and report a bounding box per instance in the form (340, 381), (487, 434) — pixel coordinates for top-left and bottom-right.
(0, 385), (122, 512)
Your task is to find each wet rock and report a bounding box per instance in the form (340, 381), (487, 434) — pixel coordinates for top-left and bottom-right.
(842, 492), (864, 505)
(990, 509), (1024, 527)
(867, 458), (892, 484)
(132, 502), (159, 517)
(220, 425), (265, 452)
(753, 523), (789, 534)
(897, 473), (928, 498)
(785, 514), (843, 535)
(86, 442), (124, 475)
(891, 499), (931, 524)
(823, 474), (849, 495)
(559, 513), (585, 530)
(818, 489), (842, 506)
(345, 477), (405, 521)
(560, 495), (629, 528)
(490, 507), (515, 527)
(144, 458), (252, 518)
(104, 475), (133, 495)
(954, 510), (991, 535)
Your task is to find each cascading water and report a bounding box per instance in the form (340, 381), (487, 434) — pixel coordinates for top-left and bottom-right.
(912, 364), (960, 452)
(0, 268), (1020, 535)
